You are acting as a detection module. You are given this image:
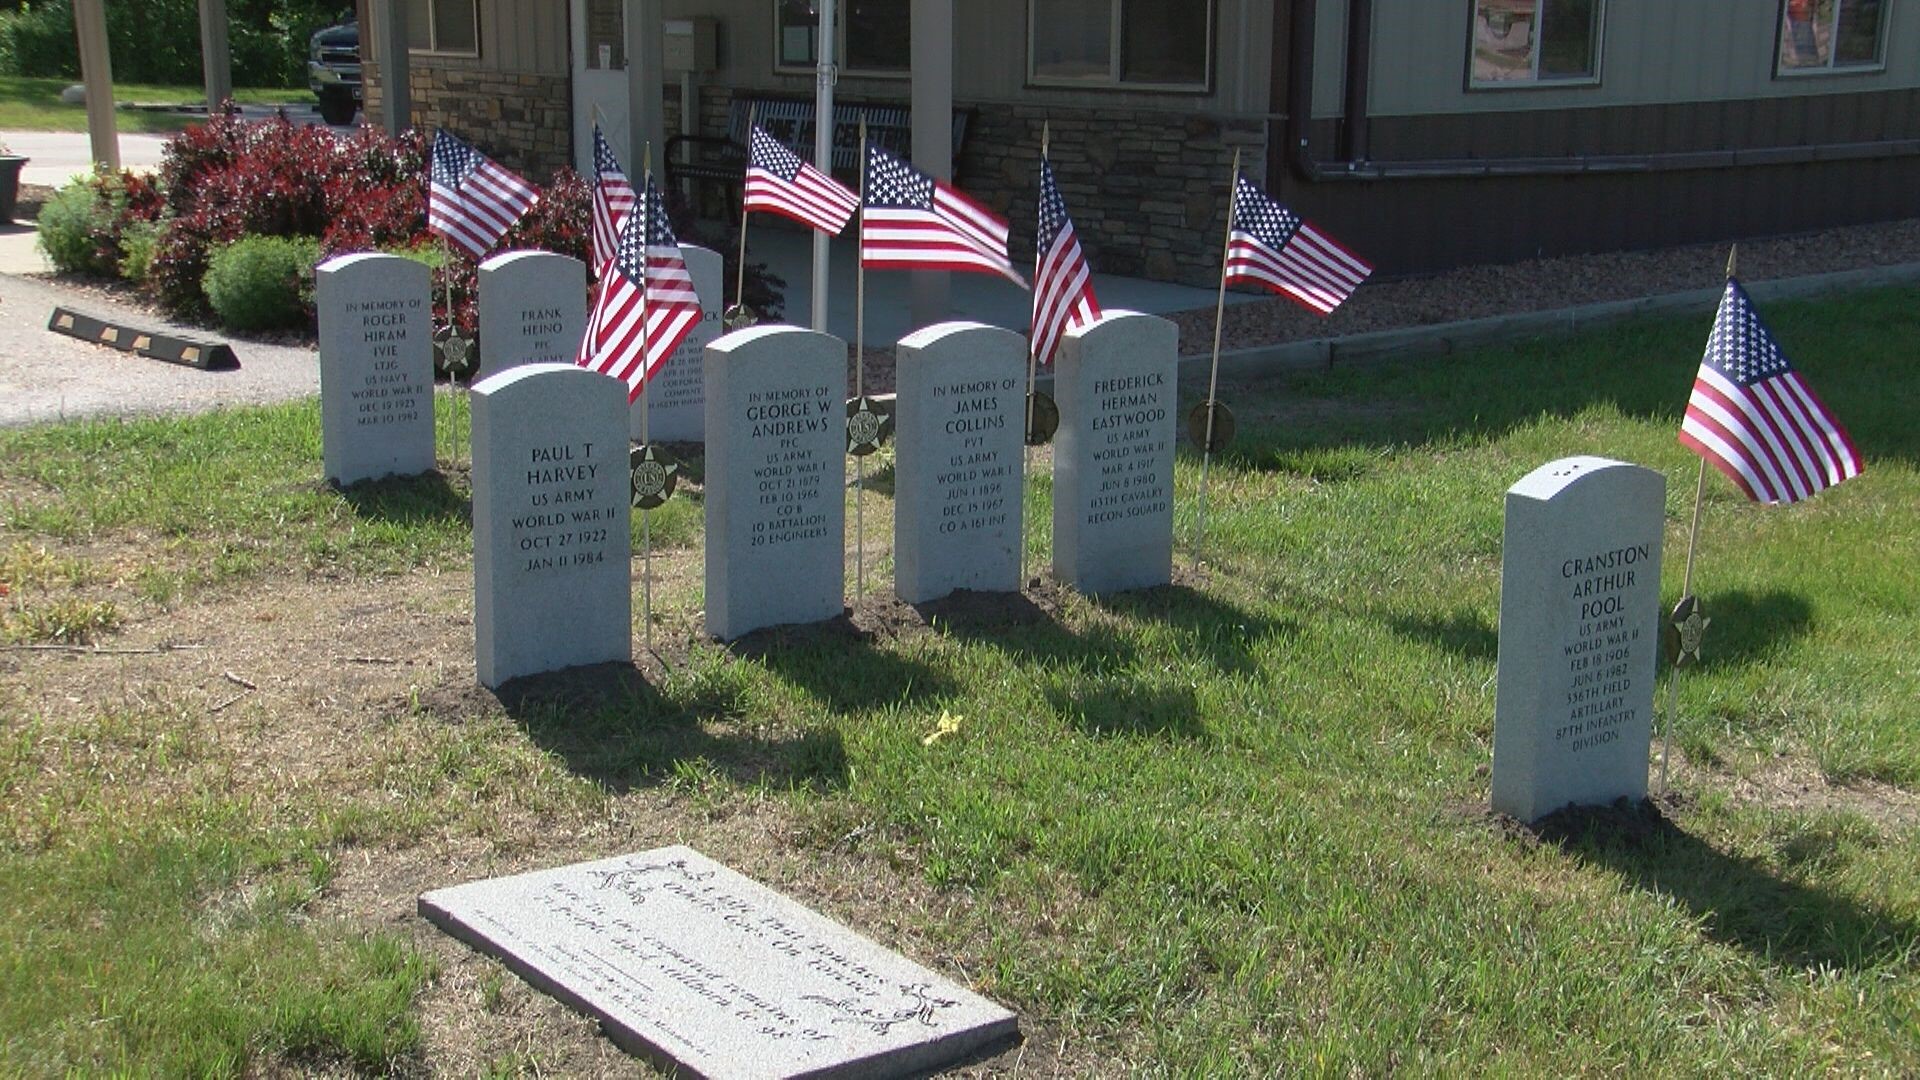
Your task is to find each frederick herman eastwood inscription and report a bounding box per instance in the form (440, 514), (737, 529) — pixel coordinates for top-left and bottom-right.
(419, 846), (1019, 1079)
(471, 364), (632, 688)
(1052, 311), (1178, 595)
(894, 323), (1026, 603)
(705, 325), (846, 641)
(1491, 456), (1664, 822)
(317, 253), (434, 485)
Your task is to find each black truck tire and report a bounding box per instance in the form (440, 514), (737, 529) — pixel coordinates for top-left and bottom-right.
(317, 90), (356, 125)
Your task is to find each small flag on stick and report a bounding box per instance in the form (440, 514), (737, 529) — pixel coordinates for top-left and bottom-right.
(861, 143), (1027, 287)
(590, 125), (638, 277)
(577, 175), (703, 403)
(745, 125), (858, 236)
(1031, 157), (1100, 368)
(428, 129), (539, 260)
(1679, 278), (1862, 504)
(1223, 176), (1370, 315)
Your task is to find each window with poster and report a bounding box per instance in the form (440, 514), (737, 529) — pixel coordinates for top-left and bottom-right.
(1027, 0), (1212, 90)
(774, 0), (911, 76)
(403, 0), (478, 55)
(1466, 0), (1602, 88)
(1776, 0), (1889, 75)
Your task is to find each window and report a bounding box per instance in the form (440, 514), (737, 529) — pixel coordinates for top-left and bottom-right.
(1029, 0), (1212, 89)
(775, 0), (910, 75)
(404, 0), (478, 55)
(1468, 0), (1601, 87)
(1777, 0), (1888, 74)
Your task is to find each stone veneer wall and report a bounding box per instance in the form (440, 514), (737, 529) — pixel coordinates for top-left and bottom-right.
(365, 61), (571, 179)
(687, 87), (1265, 288)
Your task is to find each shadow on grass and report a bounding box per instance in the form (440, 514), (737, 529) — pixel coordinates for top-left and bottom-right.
(1046, 680), (1205, 740)
(1690, 588), (1814, 670)
(334, 471), (470, 526)
(1092, 584), (1296, 678)
(1538, 799), (1919, 972)
(731, 615), (959, 712)
(1387, 607), (1499, 661)
(493, 662), (850, 794)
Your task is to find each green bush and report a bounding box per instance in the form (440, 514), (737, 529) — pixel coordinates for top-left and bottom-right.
(34, 171), (165, 278)
(35, 181), (109, 275)
(202, 235), (319, 332)
(0, 0), (346, 86)
(118, 220), (162, 284)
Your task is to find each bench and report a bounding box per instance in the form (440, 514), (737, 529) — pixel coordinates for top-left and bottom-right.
(666, 96), (973, 220)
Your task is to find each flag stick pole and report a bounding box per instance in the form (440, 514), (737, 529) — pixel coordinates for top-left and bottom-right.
(639, 146), (655, 658)
(1022, 122), (1050, 590)
(1664, 243), (1733, 794)
(1193, 148), (1241, 571)
(735, 105), (757, 313)
(852, 118), (868, 599)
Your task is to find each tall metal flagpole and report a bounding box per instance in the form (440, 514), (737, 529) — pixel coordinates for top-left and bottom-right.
(639, 144), (655, 657)
(735, 103), (757, 315)
(1021, 121), (1050, 589)
(1664, 244), (1731, 792)
(1193, 148), (1241, 569)
(811, 0), (837, 331)
(852, 117), (868, 598)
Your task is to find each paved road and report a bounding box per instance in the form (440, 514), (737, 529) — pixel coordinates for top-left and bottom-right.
(6, 103), (355, 188)
(0, 270), (320, 428)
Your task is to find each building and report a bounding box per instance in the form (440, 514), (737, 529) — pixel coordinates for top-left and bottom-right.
(359, 1), (1920, 286)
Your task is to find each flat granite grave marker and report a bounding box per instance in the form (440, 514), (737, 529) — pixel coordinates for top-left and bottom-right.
(419, 845), (1019, 1079)
(471, 363), (632, 688)
(317, 252), (434, 485)
(704, 324), (846, 641)
(476, 251), (587, 381)
(1052, 310), (1178, 595)
(893, 322), (1026, 604)
(1491, 456), (1665, 822)
(638, 244), (723, 442)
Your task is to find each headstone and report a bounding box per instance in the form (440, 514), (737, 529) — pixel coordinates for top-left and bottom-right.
(1051, 310), (1178, 595)
(317, 252), (434, 486)
(893, 322), (1026, 604)
(1491, 456), (1665, 822)
(420, 845), (1019, 1079)
(638, 244), (723, 442)
(704, 325), (845, 641)
(471, 363), (633, 688)
(476, 251), (588, 381)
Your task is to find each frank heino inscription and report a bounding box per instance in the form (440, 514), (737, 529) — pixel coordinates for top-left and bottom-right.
(317, 252), (435, 486)
(471, 364), (632, 688)
(476, 251), (587, 381)
(1492, 456), (1665, 822)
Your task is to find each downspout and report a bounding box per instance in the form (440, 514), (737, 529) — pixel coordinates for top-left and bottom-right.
(1339, 0), (1371, 164)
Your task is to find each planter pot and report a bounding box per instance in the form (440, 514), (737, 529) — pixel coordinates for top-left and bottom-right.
(0, 156), (25, 223)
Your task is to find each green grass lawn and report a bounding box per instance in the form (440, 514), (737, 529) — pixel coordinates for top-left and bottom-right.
(0, 286), (1915, 1073)
(0, 74), (310, 134)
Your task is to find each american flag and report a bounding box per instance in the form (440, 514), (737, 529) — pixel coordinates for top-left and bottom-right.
(861, 143), (1026, 287)
(428, 129), (539, 260)
(1223, 176), (1370, 315)
(744, 126), (858, 235)
(1031, 158), (1100, 367)
(590, 125), (638, 277)
(577, 175), (703, 403)
(1679, 278), (1862, 505)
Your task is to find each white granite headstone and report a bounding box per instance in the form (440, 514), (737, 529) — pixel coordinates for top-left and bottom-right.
(420, 845), (1019, 1079)
(1491, 456), (1665, 822)
(638, 244), (723, 442)
(316, 252), (434, 486)
(1051, 310), (1178, 595)
(471, 363), (633, 688)
(893, 322), (1026, 604)
(704, 325), (846, 641)
(476, 251), (588, 382)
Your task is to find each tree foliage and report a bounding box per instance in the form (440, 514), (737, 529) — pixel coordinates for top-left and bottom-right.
(0, 0), (352, 87)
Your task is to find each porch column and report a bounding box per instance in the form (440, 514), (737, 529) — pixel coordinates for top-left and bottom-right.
(198, 0), (232, 113)
(375, 0), (411, 135)
(624, 0), (667, 171)
(909, 0), (953, 329)
(73, 0), (117, 170)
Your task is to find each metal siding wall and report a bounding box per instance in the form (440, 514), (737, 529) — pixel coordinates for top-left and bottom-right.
(1368, 0), (1920, 116)
(1312, 0), (1348, 118)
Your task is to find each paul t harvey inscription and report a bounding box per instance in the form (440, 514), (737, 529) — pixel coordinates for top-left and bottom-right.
(512, 442), (616, 573)
(419, 846), (1019, 1078)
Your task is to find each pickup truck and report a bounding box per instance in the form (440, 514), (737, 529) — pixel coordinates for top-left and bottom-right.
(308, 20), (361, 125)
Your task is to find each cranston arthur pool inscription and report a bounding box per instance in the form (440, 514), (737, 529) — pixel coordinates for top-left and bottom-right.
(419, 845), (1019, 1079)
(1491, 456), (1665, 822)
